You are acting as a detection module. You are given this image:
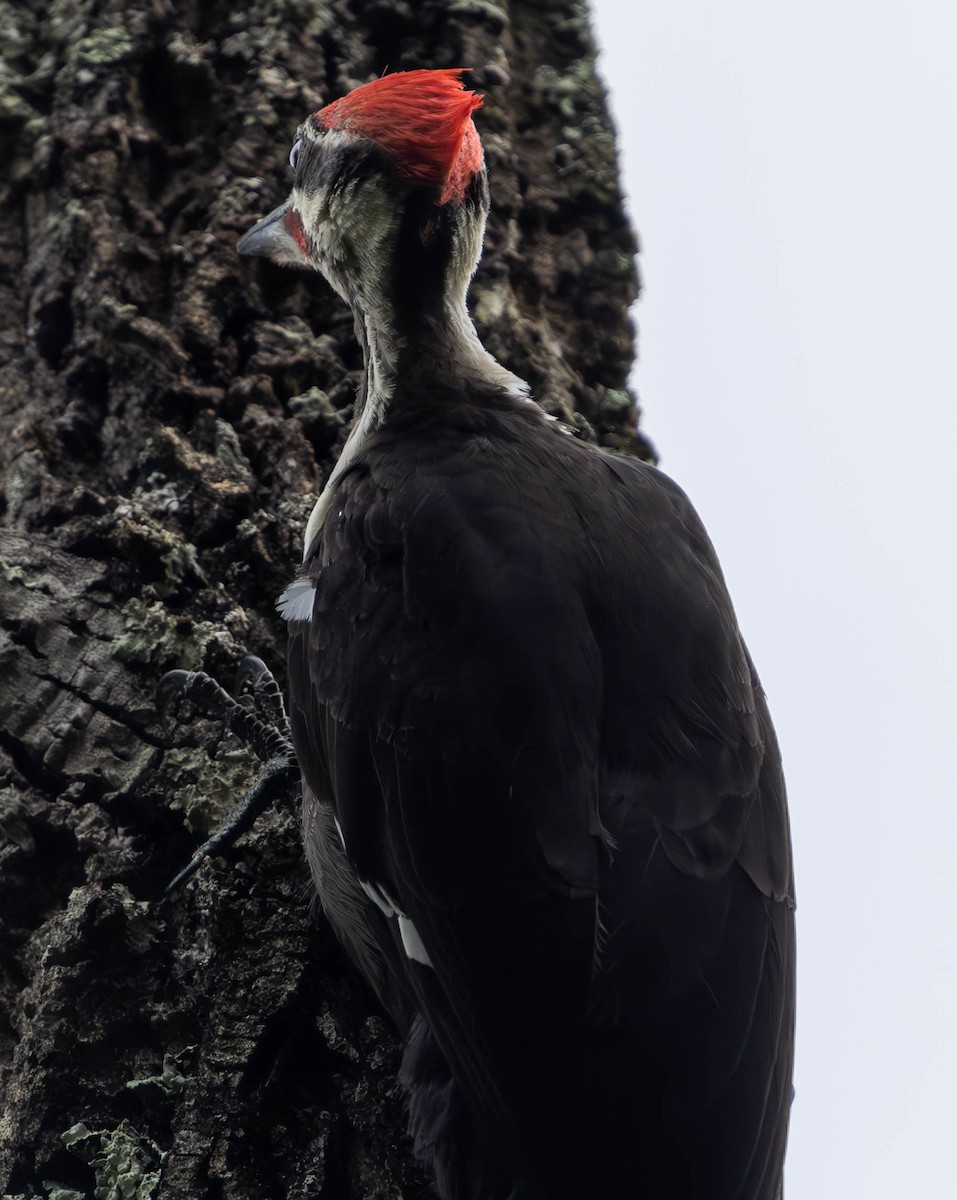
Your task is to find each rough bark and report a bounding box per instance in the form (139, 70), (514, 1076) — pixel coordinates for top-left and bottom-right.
(0, 1), (647, 1196)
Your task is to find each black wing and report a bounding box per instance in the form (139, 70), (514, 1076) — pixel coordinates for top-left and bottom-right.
(288, 399), (794, 1199)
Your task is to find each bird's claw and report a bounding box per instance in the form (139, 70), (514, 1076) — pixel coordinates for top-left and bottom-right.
(156, 669), (195, 720)
(158, 660), (300, 893)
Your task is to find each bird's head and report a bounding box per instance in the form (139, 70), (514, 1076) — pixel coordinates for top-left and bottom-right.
(238, 69), (488, 326)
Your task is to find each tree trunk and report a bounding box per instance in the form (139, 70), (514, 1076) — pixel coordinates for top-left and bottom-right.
(0, 2), (647, 1196)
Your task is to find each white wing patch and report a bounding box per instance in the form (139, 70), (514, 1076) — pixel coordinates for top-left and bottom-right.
(277, 578), (317, 622)
(398, 915), (433, 968)
(358, 877), (433, 968)
(359, 878), (396, 919)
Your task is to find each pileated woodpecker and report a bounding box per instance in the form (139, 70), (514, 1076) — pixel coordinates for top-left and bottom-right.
(238, 69), (794, 1200)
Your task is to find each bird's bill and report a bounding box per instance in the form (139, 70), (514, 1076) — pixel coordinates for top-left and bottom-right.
(237, 197), (313, 269)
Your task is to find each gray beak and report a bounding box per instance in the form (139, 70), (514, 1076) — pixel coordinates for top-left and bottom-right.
(237, 198), (312, 268)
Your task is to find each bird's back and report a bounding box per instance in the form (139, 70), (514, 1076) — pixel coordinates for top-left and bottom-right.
(287, 388), (794, 1199)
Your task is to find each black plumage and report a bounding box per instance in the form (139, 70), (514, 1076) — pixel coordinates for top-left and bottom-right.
(240, 69), (794, 1200)
(287, 392), (794, 1199)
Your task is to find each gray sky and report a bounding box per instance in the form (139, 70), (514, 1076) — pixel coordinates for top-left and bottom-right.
(591, 1), (957, 1194)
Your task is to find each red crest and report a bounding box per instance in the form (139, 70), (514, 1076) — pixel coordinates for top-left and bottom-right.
(314, 69), (484, 205)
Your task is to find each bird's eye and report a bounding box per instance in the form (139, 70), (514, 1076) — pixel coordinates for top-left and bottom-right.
(289, 138), (303, 171)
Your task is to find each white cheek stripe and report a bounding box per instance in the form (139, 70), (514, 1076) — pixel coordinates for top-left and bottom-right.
(301, 321), (394, 560)
(302, 492), (332, 560)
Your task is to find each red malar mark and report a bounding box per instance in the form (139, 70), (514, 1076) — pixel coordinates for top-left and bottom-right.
(283, 208), (310, 256)
(313, 69), (484, 206)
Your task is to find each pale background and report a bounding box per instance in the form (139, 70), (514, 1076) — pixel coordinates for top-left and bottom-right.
(591, 1), (957, 1195)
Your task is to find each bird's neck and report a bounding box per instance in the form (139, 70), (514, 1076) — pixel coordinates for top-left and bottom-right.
(356, 292), (527, 422)
(300, 292), (526, 561)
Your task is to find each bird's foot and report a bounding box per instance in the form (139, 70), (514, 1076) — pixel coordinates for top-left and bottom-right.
(158, 656), (300, 893)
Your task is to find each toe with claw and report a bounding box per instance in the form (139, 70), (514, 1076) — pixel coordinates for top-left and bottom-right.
(158, 661), (300, 893)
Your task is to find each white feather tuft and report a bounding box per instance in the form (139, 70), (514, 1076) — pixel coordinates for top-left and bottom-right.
(277, 578), (317, 622)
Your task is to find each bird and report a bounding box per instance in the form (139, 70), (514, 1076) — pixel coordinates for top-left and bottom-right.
(237, 68), (795, 1200)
